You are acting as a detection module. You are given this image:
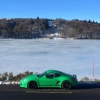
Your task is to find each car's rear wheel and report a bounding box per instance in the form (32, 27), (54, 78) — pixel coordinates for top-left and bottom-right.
(62, 81), (72, 89)
(28, 81), (37, 89)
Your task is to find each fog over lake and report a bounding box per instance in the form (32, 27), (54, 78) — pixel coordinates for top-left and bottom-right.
(0, 39), (100, 80)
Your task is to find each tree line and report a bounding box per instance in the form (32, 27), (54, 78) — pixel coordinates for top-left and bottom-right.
(0, 71), (35, 81)
(0, 71), (100, 82)
(0, 17), (100, 39)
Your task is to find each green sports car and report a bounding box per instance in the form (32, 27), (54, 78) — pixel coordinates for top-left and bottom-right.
(20, 70), (78, 89)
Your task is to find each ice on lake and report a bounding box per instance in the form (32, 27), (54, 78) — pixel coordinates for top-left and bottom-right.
(0, 39), (100, 80)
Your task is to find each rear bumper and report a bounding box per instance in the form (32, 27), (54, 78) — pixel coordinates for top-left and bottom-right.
(71, 81), (78, 87)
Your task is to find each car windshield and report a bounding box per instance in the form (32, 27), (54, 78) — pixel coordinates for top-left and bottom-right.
(37, 71), (46, 77)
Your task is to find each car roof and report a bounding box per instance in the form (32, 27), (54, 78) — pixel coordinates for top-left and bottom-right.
(46, 70), (64, 74)
(46, 70), (72, 76)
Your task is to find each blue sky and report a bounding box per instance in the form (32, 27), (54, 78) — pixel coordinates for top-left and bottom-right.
(0, 0), (100, 22)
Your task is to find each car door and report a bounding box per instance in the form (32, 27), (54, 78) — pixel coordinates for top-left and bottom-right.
(39, 73), (57, 86)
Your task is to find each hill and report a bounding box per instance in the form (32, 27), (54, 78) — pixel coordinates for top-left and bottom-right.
(0, 17), (100, 39)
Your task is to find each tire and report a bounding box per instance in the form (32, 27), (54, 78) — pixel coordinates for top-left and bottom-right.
(28, 81), (37, 89)
(62, 81), (72, 89)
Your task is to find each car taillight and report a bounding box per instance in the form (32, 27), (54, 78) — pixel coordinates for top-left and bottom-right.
(72, 77), (76, 81)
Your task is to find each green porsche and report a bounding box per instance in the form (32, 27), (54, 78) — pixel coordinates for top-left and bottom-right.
(20, 70), (78, 89)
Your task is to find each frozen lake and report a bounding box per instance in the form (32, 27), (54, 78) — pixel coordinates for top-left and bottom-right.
(0, 39), (100, 80)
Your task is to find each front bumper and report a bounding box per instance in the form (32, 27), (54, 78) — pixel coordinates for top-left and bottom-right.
(20, 79), (28, 88)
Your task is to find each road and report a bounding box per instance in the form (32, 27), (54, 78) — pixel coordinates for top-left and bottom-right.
(0, 83), (100, 100)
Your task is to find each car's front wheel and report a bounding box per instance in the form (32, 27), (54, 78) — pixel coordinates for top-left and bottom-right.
(62, 81), (72, 89)
(28, 81), (37, 89)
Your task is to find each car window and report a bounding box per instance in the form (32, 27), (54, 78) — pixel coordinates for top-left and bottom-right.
(46, 73), (55, 78)
(37, 71), (46, 77)
(55, 73), (61, 77)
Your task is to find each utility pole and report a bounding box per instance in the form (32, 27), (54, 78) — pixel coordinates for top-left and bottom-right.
(93, 59), (94, 81)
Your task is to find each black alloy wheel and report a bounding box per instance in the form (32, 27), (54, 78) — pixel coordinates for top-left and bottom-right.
(28, 81), (37, 89)
(62, 81), (72, 89)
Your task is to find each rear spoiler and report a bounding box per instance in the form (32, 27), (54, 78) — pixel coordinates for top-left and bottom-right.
(73, 75), (77, 78)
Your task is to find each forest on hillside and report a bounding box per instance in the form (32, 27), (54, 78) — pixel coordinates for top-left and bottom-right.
(0, 17), (100, 39)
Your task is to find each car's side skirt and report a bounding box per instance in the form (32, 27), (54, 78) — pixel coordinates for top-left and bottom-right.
(38, 85), (61, 88)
